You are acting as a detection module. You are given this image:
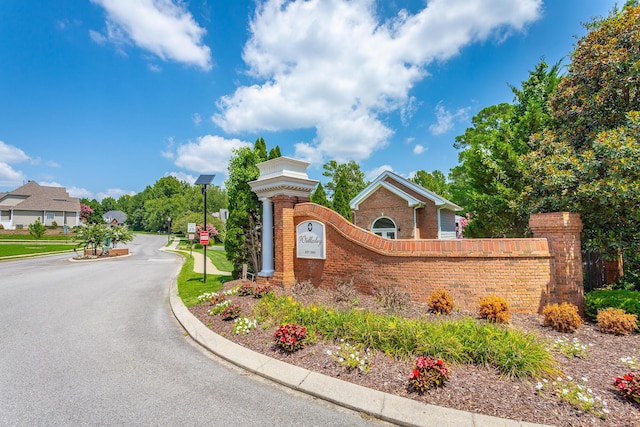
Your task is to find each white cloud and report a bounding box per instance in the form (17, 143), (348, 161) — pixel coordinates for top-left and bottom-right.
(192, 113), (202, 125)
(67, 186), (96, 199)
(167, 171), (197, 185)
(413, 144), (426, 155)
(97, 188), (137, 200)
(365, 164), (394, 181)
(173, 135), (251, 174)
(0, 141), (31, 189)
(0, 140), (30, 163)
(0, 163), (26, 188)
(429, 102), (471, 135)
(147, 63), (162, 72)
(91, 0), (212, 70)
(213, 0), (540, 162)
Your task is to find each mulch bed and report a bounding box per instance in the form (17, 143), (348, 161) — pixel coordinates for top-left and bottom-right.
(188, 280), (640, 427)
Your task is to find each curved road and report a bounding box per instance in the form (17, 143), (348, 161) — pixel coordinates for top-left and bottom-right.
(0, 235), (379, 426)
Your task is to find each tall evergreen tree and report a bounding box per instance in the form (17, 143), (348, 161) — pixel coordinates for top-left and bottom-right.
(268, 145), (282, 159)
(310, 182), (331, 208)
(332, 173), (352, 220)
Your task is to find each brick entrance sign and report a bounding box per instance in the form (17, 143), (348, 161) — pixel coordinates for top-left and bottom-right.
(251, 158), (585, 314)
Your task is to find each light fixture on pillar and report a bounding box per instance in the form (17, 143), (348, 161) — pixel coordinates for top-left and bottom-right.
(167, 216), (171, 243)
(195, 174), (215, 283)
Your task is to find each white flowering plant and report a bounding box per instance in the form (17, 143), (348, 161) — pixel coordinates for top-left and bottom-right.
(620, 350), (639, 370)
(233, 317), (257, 335)
(197, 292), (216, 304)
(536, 376), (608, 419)
(549, 337), (591, 358)
(208, 300), (231, 316)
(327, 340), (373, 373)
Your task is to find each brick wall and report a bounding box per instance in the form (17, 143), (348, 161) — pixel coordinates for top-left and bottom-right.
(290, 203), (584, 314)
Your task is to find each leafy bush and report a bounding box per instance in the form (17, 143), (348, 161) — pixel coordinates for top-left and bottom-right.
(374, 285), (409, 312)
(408, 356), (450, 392)
(478, 295), (511, 323)
(428, 289), (454, 315)
(221, 303), (241, 320)
(596, 308), (638, 335)
(542, 302), (583, 333)
(613, 372), (640, 404)
(274, 323), (307, 352)
(585, 289), (640, 323)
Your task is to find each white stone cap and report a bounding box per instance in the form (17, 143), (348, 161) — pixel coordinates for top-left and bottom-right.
(249, 157), (319, 198)
(256, 157), (311, 181)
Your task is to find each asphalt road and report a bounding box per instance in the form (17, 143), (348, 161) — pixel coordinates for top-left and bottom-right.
(0, 234), (379, 426)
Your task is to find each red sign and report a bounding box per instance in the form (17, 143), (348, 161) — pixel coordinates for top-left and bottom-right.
(199, 231), (209, 245)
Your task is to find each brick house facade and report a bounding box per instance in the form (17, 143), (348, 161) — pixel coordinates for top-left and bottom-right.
(350, 171), (461, 240)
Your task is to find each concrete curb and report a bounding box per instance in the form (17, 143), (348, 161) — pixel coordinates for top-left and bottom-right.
(168, 278), (553, 427)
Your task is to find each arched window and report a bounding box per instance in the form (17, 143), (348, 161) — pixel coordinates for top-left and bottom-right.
(372, 217), (397, 239)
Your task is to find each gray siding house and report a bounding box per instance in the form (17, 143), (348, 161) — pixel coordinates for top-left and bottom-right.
(0, 181), (81, 229)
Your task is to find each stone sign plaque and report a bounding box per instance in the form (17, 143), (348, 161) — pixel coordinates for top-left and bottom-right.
(296, 220), (326, 259)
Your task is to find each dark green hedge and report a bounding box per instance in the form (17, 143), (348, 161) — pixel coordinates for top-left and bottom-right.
(585, 289), (640, 323)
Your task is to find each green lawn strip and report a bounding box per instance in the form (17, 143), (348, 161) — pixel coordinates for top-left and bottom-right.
(177, 253), (229, 306)
(253, 294), (558, 380)
(0, 243), (78, 257)
(205, 248), (233, 272)
(174, 239), (233, 273)
(0, 234), (72, 241)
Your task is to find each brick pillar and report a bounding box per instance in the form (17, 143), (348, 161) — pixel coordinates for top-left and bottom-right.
(271, 195), (298, 288)
(529, 212), (584, 313)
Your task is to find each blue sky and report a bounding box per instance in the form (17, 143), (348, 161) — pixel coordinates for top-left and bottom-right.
(0, 0), (619, 200)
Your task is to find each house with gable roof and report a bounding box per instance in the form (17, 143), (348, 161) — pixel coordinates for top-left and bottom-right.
(0, 181), (81, 230)
(350, 170), (462, 240)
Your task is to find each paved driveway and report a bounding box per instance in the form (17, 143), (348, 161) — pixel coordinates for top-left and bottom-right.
(0, 234), (377, 426)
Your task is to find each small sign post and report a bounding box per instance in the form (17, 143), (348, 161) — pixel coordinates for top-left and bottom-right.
(199, 231), (209, 246)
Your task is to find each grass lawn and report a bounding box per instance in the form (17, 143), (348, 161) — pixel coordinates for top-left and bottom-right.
(0, 243), (78, 257)
(206, 248), (233, 272)
(0, 233), (72, 241)
(177, 253), (231, 306)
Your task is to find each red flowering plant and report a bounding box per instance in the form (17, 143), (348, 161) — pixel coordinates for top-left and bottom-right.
(252, 285), (273, 298)
(274, 323), (307, 352)
(237, 282), (254, 296)
(221, 303), (241, 320)
(409, 356), (450, 392)
(613, 371), (640, 404)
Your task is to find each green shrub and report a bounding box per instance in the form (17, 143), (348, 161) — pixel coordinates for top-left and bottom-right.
(585, 289), (640, 325)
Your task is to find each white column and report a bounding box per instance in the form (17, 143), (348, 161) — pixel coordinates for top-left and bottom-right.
(259, 197), (274, 276)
